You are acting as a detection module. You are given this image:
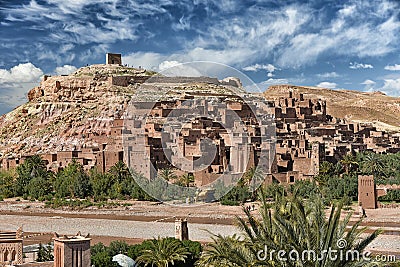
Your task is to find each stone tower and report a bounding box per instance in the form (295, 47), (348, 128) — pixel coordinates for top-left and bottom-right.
(106, 53), (122, 65)
(175, 219), (189, 241)
(53, 232), (91, 267)
(358, 175), (377, 209)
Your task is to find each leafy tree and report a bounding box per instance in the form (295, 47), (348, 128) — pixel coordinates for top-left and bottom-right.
(136, 237), (189, 267)
(220, 185), (251, 206)
(289, 180), (320, 199)
(180, 240), (202, 267)
(378, 189), (400, 203)
(54, 160), (91, 198)
(0, 170), (16, 198)
(320, 174), (358, 203)
(28, 175), (53, 200)
(37, 243), (54, 262)
(91, 243), (118, 267)
(108, 240), (130, 256)
(15, 155), (52, 198)
(90, 168), (113, 201)
(198, 189), (381, 266)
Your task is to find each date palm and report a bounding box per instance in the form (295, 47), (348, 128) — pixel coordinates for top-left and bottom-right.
(198, 189), (381, 266)
(159, 168), (177, 182)
(109, 161), (130, 183)
(362, 152), (385, 178)
(136, 237), (189, 267)
(340, 154), (358, 174)
(177, 173), (194, 187)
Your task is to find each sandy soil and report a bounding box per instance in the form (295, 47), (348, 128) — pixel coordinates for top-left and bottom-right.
(1, 199), (399, 256)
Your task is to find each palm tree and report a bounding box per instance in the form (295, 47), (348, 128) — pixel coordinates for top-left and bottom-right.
(362, 152), (385, 178)
(318, 161), (334, 176)
(159, 168), (177, 182)
(136, 237), (189, 267)
(109, 161), (130, 183)
(198, 189), (381, 266)
(176, 173), (194, 187)
(340, 154), (359, 174)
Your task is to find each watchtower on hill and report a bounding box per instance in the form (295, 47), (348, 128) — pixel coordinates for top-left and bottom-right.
(106, 53), (122, 65)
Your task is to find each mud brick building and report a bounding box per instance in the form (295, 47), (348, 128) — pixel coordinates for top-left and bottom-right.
(0, 228), (23, 266)
(53, 233), (91, 267)
(1, 71), (400, 187)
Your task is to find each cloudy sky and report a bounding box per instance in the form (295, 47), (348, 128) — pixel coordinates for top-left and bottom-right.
(1, 0), (400, 114)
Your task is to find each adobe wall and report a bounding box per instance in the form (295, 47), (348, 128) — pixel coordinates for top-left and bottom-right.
(358, 175), (377, 209)
(145, 76), (220, 85)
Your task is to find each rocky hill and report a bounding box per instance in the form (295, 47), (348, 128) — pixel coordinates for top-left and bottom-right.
(264, 85), (400, 132)
(0, 64), (242, 159)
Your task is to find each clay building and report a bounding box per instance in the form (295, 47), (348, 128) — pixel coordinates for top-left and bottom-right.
(2, 77), (400, 189)
(53, 232), (91, 267)
(123, 97), (275, 186)
(0, 228), (23, 266)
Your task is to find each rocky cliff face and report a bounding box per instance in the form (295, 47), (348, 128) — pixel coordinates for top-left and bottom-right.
(264, 84), (400, 132)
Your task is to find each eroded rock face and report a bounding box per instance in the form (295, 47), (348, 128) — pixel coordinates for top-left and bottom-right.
(28, 87), (43, 101)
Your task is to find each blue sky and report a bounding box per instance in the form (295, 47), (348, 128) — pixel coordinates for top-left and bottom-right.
(1, 0), (400, 114)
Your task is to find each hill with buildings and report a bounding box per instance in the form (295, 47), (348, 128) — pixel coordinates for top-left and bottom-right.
(264, 85), (400, 132)
(0, 59), (245, 173)
(1, 58), (400, 188)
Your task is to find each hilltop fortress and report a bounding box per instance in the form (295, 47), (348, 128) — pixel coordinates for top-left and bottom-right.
(0, 55), (400, 186)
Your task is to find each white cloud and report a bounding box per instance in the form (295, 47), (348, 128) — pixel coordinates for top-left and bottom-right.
(380, 78), (400, 96)
(243, 64), (276, 73)
(361, 79), (376, 85)
(278, 1), (400, 67)
(316, 72), (339, 78)
(157, 61), (203, 77)
(1, 0), (171, 46)
(385, 64), (400, 71)
(0, 63), (43, 111)
(55, 65), (77, 75)
(0, 63), (43, 84)
(361, 79), (376, 91)
(122, 52), (167, 70)
(349, 62), (374, 69)
(316, 82), (337, 89)
(158, 61), (181, 72)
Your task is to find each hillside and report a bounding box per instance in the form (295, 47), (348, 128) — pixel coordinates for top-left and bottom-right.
(264, 85), (400, 132)
(0, 64), (242, 159)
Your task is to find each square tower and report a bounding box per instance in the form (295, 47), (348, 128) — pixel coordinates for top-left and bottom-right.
(53, 232), (91, 267)
(106, 53), (122, 65)
(175, 219), (189, 241)
(358, 175), (377, 209)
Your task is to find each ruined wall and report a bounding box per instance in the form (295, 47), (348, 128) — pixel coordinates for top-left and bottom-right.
(106, 53), (122, 65)
(145, 76), (220, 85)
